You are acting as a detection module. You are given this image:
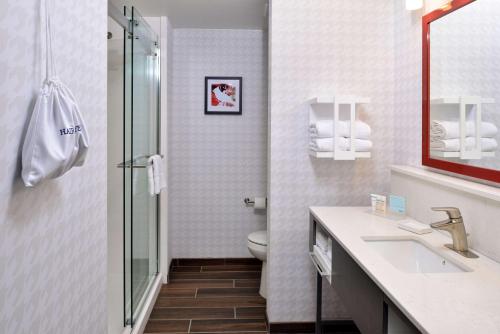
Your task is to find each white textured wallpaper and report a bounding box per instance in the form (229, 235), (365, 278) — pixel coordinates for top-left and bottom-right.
(0, 0), (107, 333)
(393, 1), (422, 167)
(168, 29), (268, 258)
(268, 0), (395, 322)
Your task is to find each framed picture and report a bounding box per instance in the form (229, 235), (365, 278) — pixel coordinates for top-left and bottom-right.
(205, 77), (242, 115)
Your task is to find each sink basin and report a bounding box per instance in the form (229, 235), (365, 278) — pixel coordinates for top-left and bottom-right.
(363, 237), (471, 273)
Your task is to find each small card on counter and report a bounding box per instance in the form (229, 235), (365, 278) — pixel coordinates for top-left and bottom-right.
(370, 194), (387, 215)
(389, 195), (406, 215)
(369, 194), (407, 221)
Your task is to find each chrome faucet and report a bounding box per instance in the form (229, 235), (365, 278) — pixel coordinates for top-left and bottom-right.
(431, 207), (478, 258)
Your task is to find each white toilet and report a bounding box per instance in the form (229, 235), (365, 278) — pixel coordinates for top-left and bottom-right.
(247, 230), (267, 298)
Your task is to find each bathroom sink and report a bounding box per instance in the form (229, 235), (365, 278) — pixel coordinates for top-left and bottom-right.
(363, 237), (471, 273)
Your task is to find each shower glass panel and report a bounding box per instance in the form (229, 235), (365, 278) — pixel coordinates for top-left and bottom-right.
(123, 5), (132, 326)
(123, 6), (160, 326)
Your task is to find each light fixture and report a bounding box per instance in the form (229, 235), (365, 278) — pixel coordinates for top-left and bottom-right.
(406, 0), (423, 10)
(425, 0), (452, 13)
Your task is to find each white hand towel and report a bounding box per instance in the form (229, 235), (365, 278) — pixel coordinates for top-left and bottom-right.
(430, 137), (498, 152)
(310, 137), (373, 152)
(326, 241), (332, 261)
(149, 155), (167, 195)
(315, 231), (328, 253)
(152, 155), (162, 195)
(431, 121), (498, 140)
(309, 120), (371, 139)
(147, 156), (155, 197)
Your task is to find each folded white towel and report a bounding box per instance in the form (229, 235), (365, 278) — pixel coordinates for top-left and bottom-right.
(316, 230), (328, 253)
(431, 121), (498, 140)
(310, 137), (373, 152)
(147, 156), (156, 197)
(155, 155), (167, 193)
(430, 137), (498, 152)
(309, 120), (371, 139)
(326, 241), (332, 261)
(148, 155), (166, 196)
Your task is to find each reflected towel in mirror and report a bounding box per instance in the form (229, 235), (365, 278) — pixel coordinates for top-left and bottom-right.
(430, 137), (498, 152)
(431, 120), (498, 140)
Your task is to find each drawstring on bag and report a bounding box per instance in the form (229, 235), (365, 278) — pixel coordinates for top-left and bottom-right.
(41, 0), (57, 81)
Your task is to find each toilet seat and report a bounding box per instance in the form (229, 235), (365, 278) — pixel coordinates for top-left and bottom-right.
(248, 230), (267, 246)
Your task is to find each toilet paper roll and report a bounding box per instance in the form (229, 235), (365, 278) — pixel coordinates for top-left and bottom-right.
(254, 197), (267, 209)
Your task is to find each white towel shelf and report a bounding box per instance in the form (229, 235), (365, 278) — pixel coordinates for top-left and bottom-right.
(431, 97), (495, 105)
(308, 96), (371, 105)
(308, 96), (371, 160)
(430, 151), (495, 158)
(309, 150), (371, 159)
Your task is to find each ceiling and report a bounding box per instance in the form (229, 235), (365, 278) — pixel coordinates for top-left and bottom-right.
(111, 0), (268, 30)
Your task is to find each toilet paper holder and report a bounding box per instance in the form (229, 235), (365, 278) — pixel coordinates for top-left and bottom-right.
(244, 198), (255, 205)
(244, 197), (267, 209)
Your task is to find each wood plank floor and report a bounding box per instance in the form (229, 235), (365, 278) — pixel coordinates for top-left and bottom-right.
(144, 258), (267, 334)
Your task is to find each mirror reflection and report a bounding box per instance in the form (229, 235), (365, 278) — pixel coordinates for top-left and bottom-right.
(429, 0), (500, 170)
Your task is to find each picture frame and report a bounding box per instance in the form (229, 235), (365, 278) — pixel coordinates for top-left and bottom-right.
(204, 76), (243, 115)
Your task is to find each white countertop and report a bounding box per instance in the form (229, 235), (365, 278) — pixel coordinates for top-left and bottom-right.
(310, 206), (500, 334)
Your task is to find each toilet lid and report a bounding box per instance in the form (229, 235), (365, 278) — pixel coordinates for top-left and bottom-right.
(248, 230), (267, 246)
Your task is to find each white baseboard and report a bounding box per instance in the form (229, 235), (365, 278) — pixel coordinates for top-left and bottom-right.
(127, 273), (163, 334)
(163, 258), (172, 284)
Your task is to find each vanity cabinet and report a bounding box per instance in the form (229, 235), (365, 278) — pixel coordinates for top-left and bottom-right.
(330, 234), (384, 334)
(310, 215), (420, 334)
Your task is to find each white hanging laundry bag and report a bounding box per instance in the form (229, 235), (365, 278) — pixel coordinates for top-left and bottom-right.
(22, 0), (89, 187)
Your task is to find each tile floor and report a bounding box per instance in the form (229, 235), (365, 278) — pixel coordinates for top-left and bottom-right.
(144, 258), (267, 333)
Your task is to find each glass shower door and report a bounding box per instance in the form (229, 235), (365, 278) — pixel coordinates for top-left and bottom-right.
(124, 6), (160, 326)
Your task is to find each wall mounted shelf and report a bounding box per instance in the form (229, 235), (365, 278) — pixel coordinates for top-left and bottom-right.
(431, 97), (495, 105)
(307, 96), (371, 105)
(308, 96), (372, 160)
(309, 150), (371, 159)
(430, 151), (495, 158)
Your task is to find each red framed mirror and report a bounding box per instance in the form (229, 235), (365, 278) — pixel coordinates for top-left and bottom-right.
(422, 0), (500, 183)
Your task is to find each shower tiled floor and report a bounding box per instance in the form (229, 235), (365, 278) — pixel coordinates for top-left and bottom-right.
(144, 258), (267, 333)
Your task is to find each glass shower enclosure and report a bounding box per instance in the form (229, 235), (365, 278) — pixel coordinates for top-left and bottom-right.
(118, 6), (160, 327)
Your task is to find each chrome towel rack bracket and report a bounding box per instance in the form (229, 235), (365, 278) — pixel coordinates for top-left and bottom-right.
(117, 154), (164, 169)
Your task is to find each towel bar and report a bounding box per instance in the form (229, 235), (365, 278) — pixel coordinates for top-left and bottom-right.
(117, 154), (164, 169)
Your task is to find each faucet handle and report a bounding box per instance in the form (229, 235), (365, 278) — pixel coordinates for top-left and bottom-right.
(431, 207), (462, 219)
